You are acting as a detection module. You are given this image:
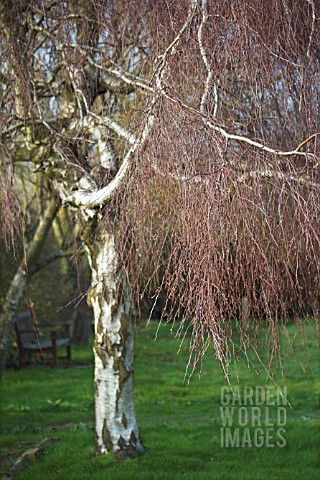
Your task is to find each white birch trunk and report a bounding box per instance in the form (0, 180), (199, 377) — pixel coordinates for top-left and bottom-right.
(86, 229), (143, 456)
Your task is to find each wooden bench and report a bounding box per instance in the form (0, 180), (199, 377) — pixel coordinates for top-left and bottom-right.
(15, 312), (72, 367)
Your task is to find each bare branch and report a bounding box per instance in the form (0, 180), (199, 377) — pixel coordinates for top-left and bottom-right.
(306, 0), (316, 58)
(237, 169), (320, 189)
(87, 111), (137, 145)
(198, 0), (214, 115)
(89, 57), (153, 94)
(207, 122), (319, 158)
(154, 1), (198, 94)
(29, 247), (85, 275)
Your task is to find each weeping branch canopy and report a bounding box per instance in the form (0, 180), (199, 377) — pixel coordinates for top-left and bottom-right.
(0, 0), (319, 370)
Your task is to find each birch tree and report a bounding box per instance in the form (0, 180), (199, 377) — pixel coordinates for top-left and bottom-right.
(0, 0), (319, 457)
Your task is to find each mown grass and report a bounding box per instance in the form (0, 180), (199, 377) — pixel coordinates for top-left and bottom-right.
(0, 320), (319, 480)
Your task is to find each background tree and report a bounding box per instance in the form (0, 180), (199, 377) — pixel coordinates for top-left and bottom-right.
(0, 196), (59, 378)
(0, 164), (88, 376)
(0, 0), (319, 457)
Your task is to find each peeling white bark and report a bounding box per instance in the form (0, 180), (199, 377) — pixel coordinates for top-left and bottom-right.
(64, 114), (154, 209)
(86, 230), (143, 456)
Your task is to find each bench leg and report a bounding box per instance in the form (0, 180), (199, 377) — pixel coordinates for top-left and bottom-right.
(66, 345), (71, 364)
(18, 349), (25, 368)
(52, 338), (57, 366)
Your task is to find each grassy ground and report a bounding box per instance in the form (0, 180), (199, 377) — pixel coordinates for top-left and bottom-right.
(0, 320), (319, 480)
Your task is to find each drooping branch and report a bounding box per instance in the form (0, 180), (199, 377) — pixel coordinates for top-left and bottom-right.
(63, 113), (154, 208)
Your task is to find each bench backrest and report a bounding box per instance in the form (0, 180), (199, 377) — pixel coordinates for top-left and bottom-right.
(15, 313), (39, 347)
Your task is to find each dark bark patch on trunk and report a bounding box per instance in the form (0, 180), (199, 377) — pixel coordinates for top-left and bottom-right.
(104, 334), (117, 358)
(81, 218), (97, 246)
(115, 276), (124, 303)
(102, 284), (110, 305)
(102, 419), (113, 452)
(117, 436), (126, 450)
(116, 435), (142, 459)
(96, 311), (103, 337)
(121, 412), (128, 428)
(119, 311), (128, 341)
(115, 357), (130, 410)
(110, 304), (119, 321)
(93, 341), (107, 368)
(129, 430), (137, 447)
(118, 358), (130, 388)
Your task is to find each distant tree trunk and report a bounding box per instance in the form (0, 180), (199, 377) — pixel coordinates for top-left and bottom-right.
(0, 198), (59, 380)
(72, 309), (92, 346)
(52, 211), (90, 345)
(52, 214), (69, 275)
(85, 228), (143, 456)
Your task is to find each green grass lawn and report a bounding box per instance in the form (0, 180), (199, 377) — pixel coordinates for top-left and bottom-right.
(0, 320), (319, 480)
